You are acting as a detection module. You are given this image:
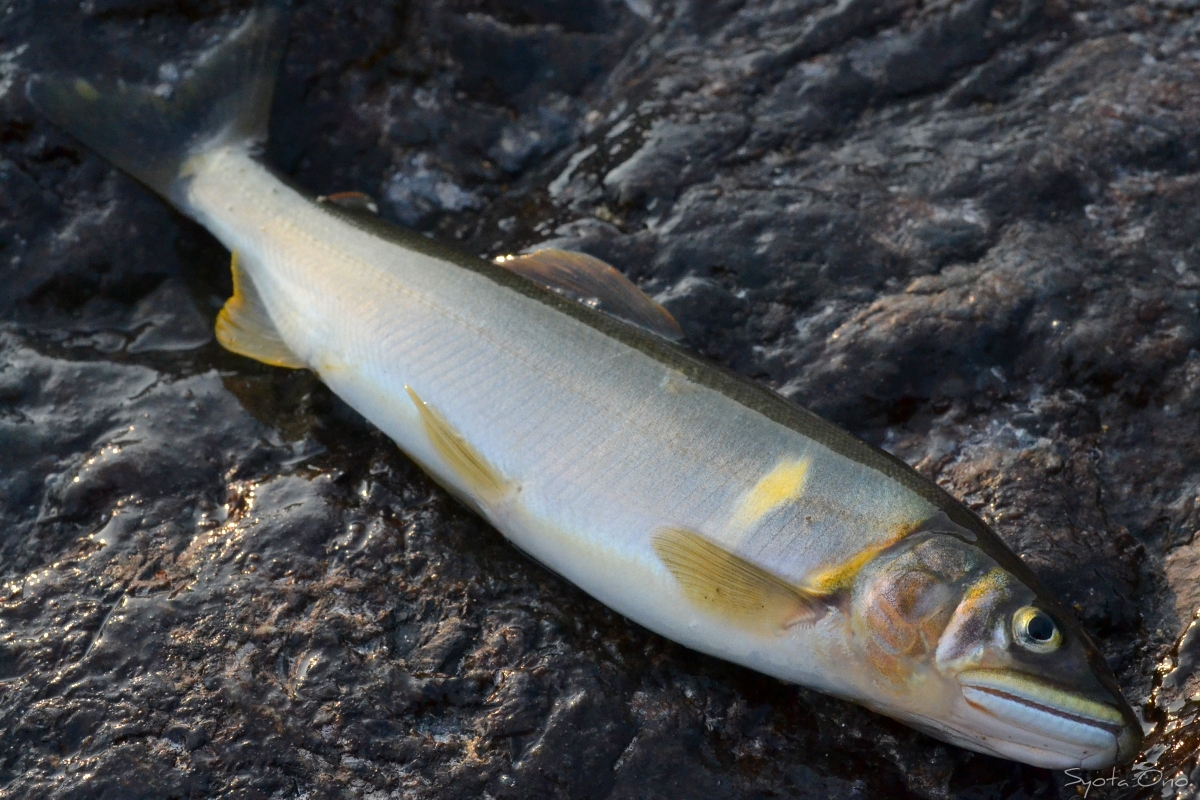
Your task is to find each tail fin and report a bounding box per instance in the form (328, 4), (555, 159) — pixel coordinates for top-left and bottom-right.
(26, 5), (287, 201)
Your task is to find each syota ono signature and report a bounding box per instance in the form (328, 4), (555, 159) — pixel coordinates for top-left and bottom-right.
(1064, 767), (1191, 797)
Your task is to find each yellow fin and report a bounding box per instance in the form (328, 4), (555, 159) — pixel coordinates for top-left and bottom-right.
(495, 249), (684, 341)
(215, 251), (305, 369)
(652, 526), (834, 629)
(405, 386), (509, 502)
(732, 457), (811, 528)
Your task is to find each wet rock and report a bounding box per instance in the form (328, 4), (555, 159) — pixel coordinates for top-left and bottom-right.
(603, 114), (749, 206)
(385, 153), (483, 228)
(3, 0), (1200, 797)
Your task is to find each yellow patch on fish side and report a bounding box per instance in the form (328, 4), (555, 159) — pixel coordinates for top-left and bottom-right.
(732, 457), (811, 528)
(652, 526), (833, 630)
(959, 567), (1012, 609)
(807, 545), (888, 596)
(405, 386), (509, 503)
(215, 251), (306, 369)
(806, 519), (927, 595)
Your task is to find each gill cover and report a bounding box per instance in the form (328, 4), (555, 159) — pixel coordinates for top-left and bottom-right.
(851, 530), (1142, 768)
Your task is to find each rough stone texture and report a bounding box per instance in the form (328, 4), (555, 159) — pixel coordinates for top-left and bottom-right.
(2, 0), (1200, 797)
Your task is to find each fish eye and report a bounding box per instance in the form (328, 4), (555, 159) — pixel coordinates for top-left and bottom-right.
(1013, 606), (1062, 652)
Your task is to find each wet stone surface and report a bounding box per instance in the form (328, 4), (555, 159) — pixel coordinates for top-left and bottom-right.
(2, 0), (1200, 797)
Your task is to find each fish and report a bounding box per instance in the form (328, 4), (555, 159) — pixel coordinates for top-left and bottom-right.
(27, 6), (1142, 769)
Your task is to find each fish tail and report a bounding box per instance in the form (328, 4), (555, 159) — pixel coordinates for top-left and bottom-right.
(26, 5), (287, 204)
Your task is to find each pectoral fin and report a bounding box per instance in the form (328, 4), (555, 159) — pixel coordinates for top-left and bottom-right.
(406, 386), (509, 502)
(495, 248), (684, 341)
(652, 526), (835, 630)
(215, 251), (305, 369)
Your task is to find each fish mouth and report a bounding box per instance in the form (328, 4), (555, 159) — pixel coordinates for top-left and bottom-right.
(954, 669), (1140, 769)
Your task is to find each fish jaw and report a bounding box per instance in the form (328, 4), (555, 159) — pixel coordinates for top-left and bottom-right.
(937, 668), (1141, 769)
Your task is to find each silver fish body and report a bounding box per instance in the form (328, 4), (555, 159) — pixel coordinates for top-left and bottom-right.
(188, 145), (927, 684)
(28, 7), (1142, 769)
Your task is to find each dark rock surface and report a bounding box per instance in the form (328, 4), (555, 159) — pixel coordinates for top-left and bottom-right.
(2, 0), (1200, 797)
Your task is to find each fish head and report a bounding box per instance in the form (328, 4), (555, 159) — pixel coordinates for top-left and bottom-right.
(848, 528), (1142, 769)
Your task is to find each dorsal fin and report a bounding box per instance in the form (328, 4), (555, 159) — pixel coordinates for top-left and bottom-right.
(495, 249), (684, 341)
(214, 251), (306, 369)
(652, 526), (837, 630)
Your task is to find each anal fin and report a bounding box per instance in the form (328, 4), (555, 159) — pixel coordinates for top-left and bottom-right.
(406, 386), (510, 503)
(215, 251), (305, 369)
(495, 248), (684, 341)
(652, 526), (836, 630)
